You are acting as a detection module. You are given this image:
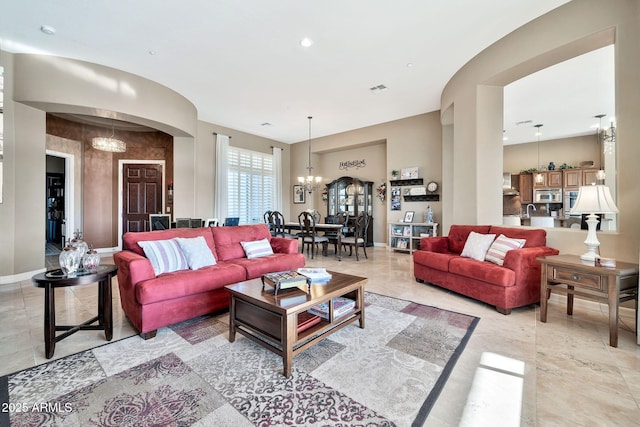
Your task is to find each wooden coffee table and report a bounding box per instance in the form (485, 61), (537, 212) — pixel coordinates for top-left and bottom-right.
(226, 271), (366, 377)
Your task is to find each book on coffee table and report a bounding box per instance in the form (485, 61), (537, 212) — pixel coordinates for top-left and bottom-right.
(297, 311), (322, 333)
(262, 270), (311, 295)
(308, 297), (356, 320)
(297, 267), (332, 283)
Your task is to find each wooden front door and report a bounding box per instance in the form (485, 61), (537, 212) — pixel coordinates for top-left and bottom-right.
(123, 164), (163, 233)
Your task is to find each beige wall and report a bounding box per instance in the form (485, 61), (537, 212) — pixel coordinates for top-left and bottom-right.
(441, 0), (640, 262)
(0, 51), (199, 280)
(504, 135), (601, 174)
(289, 112), (442, 245)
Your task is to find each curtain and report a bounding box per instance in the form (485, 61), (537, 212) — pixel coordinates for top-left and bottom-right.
(272, 146), (283, 212)
(214, 134), (229, 221)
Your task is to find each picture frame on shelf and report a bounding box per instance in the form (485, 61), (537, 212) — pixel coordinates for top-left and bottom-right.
(401, 167), (419, 179)
(403, 226), (411, 237)
(403, 211), (415, 223)
(149, 214), (171, 231)
(293, 185), (306, 204)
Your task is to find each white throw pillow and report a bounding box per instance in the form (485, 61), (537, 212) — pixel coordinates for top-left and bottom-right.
(485, 234), (526, 266)
(138, 239), (189, 275)
(460, 231), (496, 262)
(241, 238), (274, 259)
(175, 236), (217, 270)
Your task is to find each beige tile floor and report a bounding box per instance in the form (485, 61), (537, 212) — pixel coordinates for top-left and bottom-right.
(1, 247), (639, 426)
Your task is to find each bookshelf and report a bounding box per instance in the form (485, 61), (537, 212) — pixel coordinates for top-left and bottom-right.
(388, 222), (438, 254)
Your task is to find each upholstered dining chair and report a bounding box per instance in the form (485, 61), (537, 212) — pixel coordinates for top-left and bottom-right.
(298, 211), (328, 259)
(341, 212), (370, 261)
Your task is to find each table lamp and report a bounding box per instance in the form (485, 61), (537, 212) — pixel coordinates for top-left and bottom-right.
(570, 184), (619, 262)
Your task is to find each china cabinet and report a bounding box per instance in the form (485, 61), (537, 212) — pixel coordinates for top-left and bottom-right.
(326, 176), (373, 246)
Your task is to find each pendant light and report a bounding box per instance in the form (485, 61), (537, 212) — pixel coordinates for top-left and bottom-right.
(534, 124), (544, 184)
(297, 116), (322, 193)
(594, 114), (606, 181)
(92, 118), (126, 153)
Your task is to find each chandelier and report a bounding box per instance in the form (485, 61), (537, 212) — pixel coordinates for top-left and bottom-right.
(298, 116), (322, 193)
(92, 119), (126, 153)
(602, 119), (615, 155)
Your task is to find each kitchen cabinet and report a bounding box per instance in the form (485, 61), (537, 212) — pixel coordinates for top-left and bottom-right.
(582, 169), (599, 186)
(326, 176), (373, 246)
(519, 174), (533, 204)
(533, 171), (562, 189)
(563, 169), (582, 191)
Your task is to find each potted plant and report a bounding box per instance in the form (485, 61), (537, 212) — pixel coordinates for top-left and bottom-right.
(391, 170), (399, 179)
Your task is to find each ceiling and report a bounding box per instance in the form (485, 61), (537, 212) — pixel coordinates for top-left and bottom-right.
(2, 0), (611, 145)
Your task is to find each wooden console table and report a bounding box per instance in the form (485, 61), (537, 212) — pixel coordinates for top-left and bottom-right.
(538, 254), (638, 347)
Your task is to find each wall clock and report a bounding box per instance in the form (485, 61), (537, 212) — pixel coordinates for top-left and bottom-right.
(427, 181), (438, 193)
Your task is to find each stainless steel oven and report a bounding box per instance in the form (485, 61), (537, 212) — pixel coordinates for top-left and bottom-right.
(534, 188), (562, 203)
(564, 190), (579, 214)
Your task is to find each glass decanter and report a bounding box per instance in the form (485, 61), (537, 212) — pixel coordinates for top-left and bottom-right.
(59, 241), (82, 275)
(82, 245), (100, 272)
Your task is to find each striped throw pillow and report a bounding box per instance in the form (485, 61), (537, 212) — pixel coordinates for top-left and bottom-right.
(485, 234), (526, 266)
(138, 239), (189, 275)
(241, 238), (274, 259)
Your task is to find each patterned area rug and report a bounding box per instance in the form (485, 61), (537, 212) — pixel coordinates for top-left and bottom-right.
(1, 293), (479, 426)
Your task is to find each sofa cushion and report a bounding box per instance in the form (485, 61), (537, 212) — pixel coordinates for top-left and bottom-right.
(449, 257), (516, 288)
(241, 238), (274, 259)
(488, 226), (546, 248)
(485, 234), (526, 266)
(135, 262), (246, 305)
(212, 224), (273, 261)
(175, 236), (217, 270)
(448, 225), (492, 254)
(229, 253), (306, 280)
(460, 231), (496, 261)
(123, 227), (217, 258)
(138, 239), (189, 276)
(413, 250), (458, 272)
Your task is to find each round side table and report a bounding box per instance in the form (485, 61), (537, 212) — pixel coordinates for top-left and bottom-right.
(32, 264), (118, 358)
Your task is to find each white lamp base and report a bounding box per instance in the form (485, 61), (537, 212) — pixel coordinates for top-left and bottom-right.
(580, 213), (600, 262)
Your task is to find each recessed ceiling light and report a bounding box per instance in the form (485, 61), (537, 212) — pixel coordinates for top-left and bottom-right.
(40, 25), (56, 35)
(406, 63), (414, 68)
(300, 38), (313, 47)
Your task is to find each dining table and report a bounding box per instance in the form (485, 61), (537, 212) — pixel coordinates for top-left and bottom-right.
(284, 222), (346, 260)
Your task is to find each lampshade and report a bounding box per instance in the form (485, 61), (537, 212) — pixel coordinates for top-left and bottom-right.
(571, 184), (618, 215)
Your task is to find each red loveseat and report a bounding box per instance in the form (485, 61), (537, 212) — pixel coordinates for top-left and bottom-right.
(114, 224), (305, 338)
(413, 225), (559, 314)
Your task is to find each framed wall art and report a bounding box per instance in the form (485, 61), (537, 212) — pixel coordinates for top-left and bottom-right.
(293, 185), (306, 204)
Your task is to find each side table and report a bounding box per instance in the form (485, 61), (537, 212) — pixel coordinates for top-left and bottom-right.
(538, 254), (639, 347)
(32, 264), (118, 358)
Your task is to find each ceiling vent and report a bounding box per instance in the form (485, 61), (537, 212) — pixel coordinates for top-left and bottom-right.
(369, 84), (387, 94)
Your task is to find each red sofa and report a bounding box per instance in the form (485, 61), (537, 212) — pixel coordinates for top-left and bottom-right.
(413, 225), (559, 314)
(114, 224), (305, 338)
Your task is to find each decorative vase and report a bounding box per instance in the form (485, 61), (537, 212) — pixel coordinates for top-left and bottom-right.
(548, 161), (556, 170)
(82, 246), (100, 272)
(70, 230), (89, 267)
(59, 241), (82, 275)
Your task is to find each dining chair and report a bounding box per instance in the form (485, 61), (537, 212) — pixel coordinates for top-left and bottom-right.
(298, 211), (328, 259)
(340, 212), (370, 261)
(271, 211), (296, 238)
(325, 211), (349, 254)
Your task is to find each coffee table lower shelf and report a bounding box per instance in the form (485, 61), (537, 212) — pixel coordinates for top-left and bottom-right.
(226, 272), (366, 377)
